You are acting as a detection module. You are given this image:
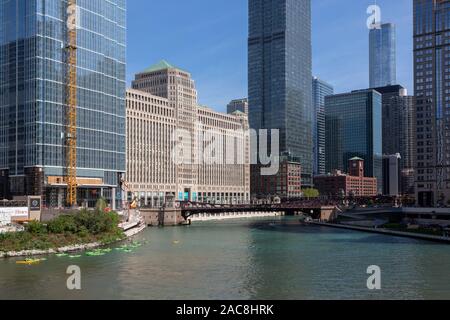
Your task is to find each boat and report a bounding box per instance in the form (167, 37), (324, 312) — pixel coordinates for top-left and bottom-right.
(16, 259), (41, 265)
(86, 251), (106, 257)
(69, 255), (82, 259)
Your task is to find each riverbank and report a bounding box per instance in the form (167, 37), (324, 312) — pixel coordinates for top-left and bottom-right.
(0, 223), (146, 259)
(0, 209), (147, 259)
(310, 221), (450, 244)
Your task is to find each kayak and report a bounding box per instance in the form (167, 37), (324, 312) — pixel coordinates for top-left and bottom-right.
(16, 259), (41, 265)
(56, 253), (68, 257)
(69, 255), (82, 259)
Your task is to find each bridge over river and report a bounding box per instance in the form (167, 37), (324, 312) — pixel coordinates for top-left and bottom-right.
(140, 201), (340, 226)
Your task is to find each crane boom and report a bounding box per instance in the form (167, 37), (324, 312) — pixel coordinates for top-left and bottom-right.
(65, 0), (78, 206)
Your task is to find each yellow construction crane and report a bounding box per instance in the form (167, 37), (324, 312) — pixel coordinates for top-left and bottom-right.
(65, 0), (78, 206)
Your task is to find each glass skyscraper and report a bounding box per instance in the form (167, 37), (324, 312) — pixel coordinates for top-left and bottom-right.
(312, 77), (333, 176)
(325, 90), (383, 193)
(373, 85), (416, 195)
(369, 23), (397, 88)
(414, 0), (450, 207)
(0, 0), (126, 208)
(248, 0), (313, 188)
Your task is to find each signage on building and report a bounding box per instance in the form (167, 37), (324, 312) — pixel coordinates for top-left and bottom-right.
(29, 198), (41, 211)
(0, 208), (29, 226)
(28, 196), (42, 221)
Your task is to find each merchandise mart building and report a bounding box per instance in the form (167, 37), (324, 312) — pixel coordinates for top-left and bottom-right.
(0, 0), (127, 208)
(128, 61), (250, 206)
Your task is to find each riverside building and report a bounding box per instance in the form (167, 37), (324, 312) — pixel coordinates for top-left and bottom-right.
(314, 157), (378, 197)
(0, 0), (127, 208)
(126, 62), (250, 206)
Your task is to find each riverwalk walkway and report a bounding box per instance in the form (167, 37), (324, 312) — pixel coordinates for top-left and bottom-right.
(310, 221), (450, 244)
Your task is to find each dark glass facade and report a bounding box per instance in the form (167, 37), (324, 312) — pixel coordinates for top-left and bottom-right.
(325, 90), (383, 193)
(312, 77), (333, 176)
(414, 0), (450, 206)
(372, 85), (416, 195)
(369, 23), (397, 88)
(0, 0), (126, 207)
(248, 0), (313, 187)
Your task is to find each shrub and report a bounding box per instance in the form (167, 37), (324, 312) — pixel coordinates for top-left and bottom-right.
(47, 215), (78, 234)
(77, 226), (89, 238)
(73, 209), (120, 235)
(26, 220), (47, 235)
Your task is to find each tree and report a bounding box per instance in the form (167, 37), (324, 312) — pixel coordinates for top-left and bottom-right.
(303, 188), (320, 199)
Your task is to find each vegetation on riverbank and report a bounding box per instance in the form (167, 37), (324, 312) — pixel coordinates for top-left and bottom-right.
(0, 209), (125, 253)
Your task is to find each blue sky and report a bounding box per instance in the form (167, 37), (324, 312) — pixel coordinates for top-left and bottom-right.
(127, 0), (413, 113)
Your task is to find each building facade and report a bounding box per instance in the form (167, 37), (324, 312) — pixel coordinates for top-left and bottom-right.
(127, 62), (250, 206)
(383, 154), (402, 197)
(227, 98), (248, 115)
(313, 77), (334, 175)
(414, 0), (450, 207)
(314, 158), (378, 198)
(373, 85), (416, 195)
(248, 0), (313, 187)
(251, 156), (302, 200)
(0, 0), (127, 208)
(325, 89), (383, 193)
(369, 23), (397, 88)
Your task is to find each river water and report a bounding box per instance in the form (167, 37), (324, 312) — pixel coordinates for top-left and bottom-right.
(0, 217), (449, 300)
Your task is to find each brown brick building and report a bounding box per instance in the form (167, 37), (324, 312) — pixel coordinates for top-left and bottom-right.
(314, 157), (378, 197)
(251, 157), (302, 200)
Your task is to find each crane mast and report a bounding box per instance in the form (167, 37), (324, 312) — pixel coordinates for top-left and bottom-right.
(65, 0), (78, 206)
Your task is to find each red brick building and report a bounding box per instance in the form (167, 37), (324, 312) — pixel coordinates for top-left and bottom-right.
(314, 157), (378, 197)
(251, 159), (302, 200)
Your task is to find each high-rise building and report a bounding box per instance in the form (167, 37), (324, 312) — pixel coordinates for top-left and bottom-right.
(372, 85), (416, 195)
(227, 99), (248, 115)
(0, 0), (127, 208)
(248, 0), (313, 188)
(128, 61), (250, 205)
(325, 89), (383, 193)
(369, 23), (397, 88)
(313, 77), (334, 176)
(414, 0), (450, 207)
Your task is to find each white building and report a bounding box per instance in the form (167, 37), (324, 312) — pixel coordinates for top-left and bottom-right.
(126, 61), (250, 206)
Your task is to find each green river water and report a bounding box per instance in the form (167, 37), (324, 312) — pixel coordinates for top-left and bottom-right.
(0, 217), (449, 300)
